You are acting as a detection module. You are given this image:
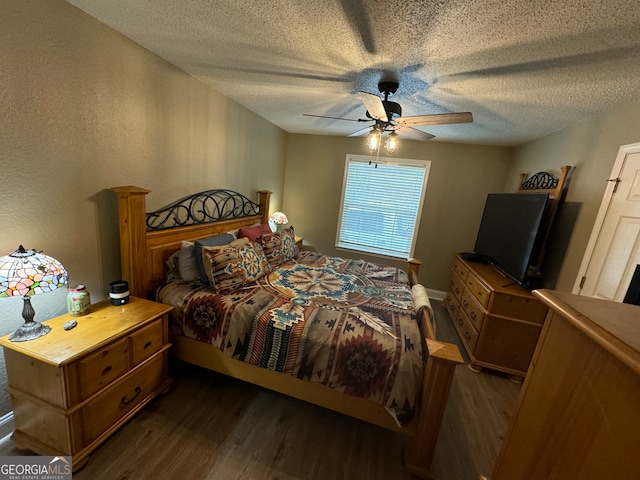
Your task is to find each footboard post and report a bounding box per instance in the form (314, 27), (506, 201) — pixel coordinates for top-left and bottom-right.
(404, 340), (463, 480)
(408, 258), (422, 286)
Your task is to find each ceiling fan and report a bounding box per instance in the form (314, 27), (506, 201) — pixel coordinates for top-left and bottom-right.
(304, 80), (473, 153)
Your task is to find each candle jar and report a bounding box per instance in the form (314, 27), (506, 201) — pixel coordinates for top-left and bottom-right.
(67, 284), (91, 316)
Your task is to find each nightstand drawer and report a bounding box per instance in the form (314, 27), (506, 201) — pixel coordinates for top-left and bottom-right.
(130, 319), (163, 366)
(79, 337), (130, 400)
(83, 354), (164, 444)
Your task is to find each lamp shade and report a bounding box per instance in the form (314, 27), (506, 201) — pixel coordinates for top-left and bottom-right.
(0, 245), (67, 297)
(269, 212), (288, 232)
(269, 212), (288, 225)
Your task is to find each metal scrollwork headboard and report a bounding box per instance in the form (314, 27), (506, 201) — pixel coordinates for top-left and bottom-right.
(146, 189), (262, 231)
(519, 171), (559, 191)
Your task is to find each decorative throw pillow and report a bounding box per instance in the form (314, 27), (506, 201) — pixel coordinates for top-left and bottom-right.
(165, 249), (180, 281)
(194, 233), (235, 283)
(177, 241), (201, 282)
(202, 241), (271, 293)
(238, 223), (272, 241)
(258, 226), (299, 268)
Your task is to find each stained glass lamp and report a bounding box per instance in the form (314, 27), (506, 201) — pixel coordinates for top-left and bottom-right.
(269, 212), (288, 232)
(0, 245), (68, 342)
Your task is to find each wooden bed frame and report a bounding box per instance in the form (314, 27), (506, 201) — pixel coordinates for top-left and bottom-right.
(518, 165), (574, 276)
(111, 185), (463, 480)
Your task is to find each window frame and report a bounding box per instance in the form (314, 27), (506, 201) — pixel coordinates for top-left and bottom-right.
(335, 154), (431, 260)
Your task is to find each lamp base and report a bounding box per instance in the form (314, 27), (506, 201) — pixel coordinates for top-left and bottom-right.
(9, 321), (51, 342)
(9, 296), (52, 342)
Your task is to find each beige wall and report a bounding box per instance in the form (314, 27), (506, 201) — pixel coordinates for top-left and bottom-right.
(3, 1), (638, 338)
(506, 99), (640, 292)
(283, 134), (514, 291)
(0, 0), (287, 334)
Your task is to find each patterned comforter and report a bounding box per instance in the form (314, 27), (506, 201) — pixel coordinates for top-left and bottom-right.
(158, 251), (424, 424)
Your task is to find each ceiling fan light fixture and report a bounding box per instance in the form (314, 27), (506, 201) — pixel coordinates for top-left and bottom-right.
(385, 132), (398, 154)
(366, 128), (381, 152)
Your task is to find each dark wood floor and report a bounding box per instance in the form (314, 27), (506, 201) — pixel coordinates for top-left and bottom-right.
(0, 301), (520, 480)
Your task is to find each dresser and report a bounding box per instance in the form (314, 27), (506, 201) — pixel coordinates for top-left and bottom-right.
(0, 296), (173, 471)
(444, 254), (547, 378)
(489, 290), (640, 479)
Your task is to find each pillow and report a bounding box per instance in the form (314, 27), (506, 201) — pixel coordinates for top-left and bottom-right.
(202, 241), (271, 293)
(165, 249), (180, 281)
(194, 233), (235, 283)
(177, 241), (200, 282)
(238, 223), (272, 241)
(258, 226), (299, 268)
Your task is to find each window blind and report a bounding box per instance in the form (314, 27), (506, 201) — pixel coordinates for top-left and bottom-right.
(336, 155), (429, 258)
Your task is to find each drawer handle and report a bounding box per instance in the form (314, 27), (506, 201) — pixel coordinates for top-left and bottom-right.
(457, 318), (463, 326)
(462, 300), (468, 307)
(470, 311), (476, 319)
(102, 365), (112, 376)
(144, 340), (152, 349)
(464, 332), (471, 340)
(120, 386), (142, 407)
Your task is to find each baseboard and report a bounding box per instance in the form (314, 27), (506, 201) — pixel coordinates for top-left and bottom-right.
(426, 288), (446, 301)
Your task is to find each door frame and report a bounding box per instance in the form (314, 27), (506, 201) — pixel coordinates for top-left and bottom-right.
(573, 141), (640, 295)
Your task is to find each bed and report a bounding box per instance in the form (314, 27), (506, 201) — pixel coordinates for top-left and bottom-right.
(111, 185), (463, 480)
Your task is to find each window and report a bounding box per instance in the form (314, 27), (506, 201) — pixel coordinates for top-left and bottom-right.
(336, 154), (430, 259)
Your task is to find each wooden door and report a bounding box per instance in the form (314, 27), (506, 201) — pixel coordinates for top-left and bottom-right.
(574, 142), (640, 301)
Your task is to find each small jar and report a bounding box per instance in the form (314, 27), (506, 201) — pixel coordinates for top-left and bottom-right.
(67, 284), (91, 316)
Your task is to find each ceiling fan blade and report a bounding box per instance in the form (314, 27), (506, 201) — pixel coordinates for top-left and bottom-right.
(393, 125), (436, 141)
(358, 91), (388, 122)
(303, 114), (370, 123)
(348, 126), (374, 137)
(396, 112), (473, 127)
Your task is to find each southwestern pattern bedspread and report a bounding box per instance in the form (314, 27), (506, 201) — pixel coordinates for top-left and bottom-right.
(159, 251), (424, 423)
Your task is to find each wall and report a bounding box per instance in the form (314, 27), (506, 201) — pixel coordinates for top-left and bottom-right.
(506, 99), (640, 292)
(283, 134), (514, 292)
(0, 0), (287, 336)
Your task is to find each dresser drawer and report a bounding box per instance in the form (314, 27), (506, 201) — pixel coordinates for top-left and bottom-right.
(449, 272), (465, 302)
(130, 319), (163, 366)
(465, 273), (491, 308)
(452, 256), (469, 282)
(460, 289), (485, 332)
(444, 292), (459, 321)
(82, 354), (164, 444)
(454, 309), (479, 353)
(79, 337), (130, 400)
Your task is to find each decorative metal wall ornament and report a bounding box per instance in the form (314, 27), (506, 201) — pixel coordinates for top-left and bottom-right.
(519, 171), (559, 191)
(146, 189), (262, 231)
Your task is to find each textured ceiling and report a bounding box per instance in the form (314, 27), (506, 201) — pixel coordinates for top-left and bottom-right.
(66, 0), (640, 146)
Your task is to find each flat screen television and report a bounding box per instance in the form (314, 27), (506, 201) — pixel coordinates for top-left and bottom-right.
(472, 192), (550, 288)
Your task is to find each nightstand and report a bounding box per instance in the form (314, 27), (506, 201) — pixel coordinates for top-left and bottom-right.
(0, 296), (173, 471)
(295, 235), (304, 249)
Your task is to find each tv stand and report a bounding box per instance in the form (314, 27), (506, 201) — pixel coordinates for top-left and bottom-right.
(444, 253), (548, 379)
